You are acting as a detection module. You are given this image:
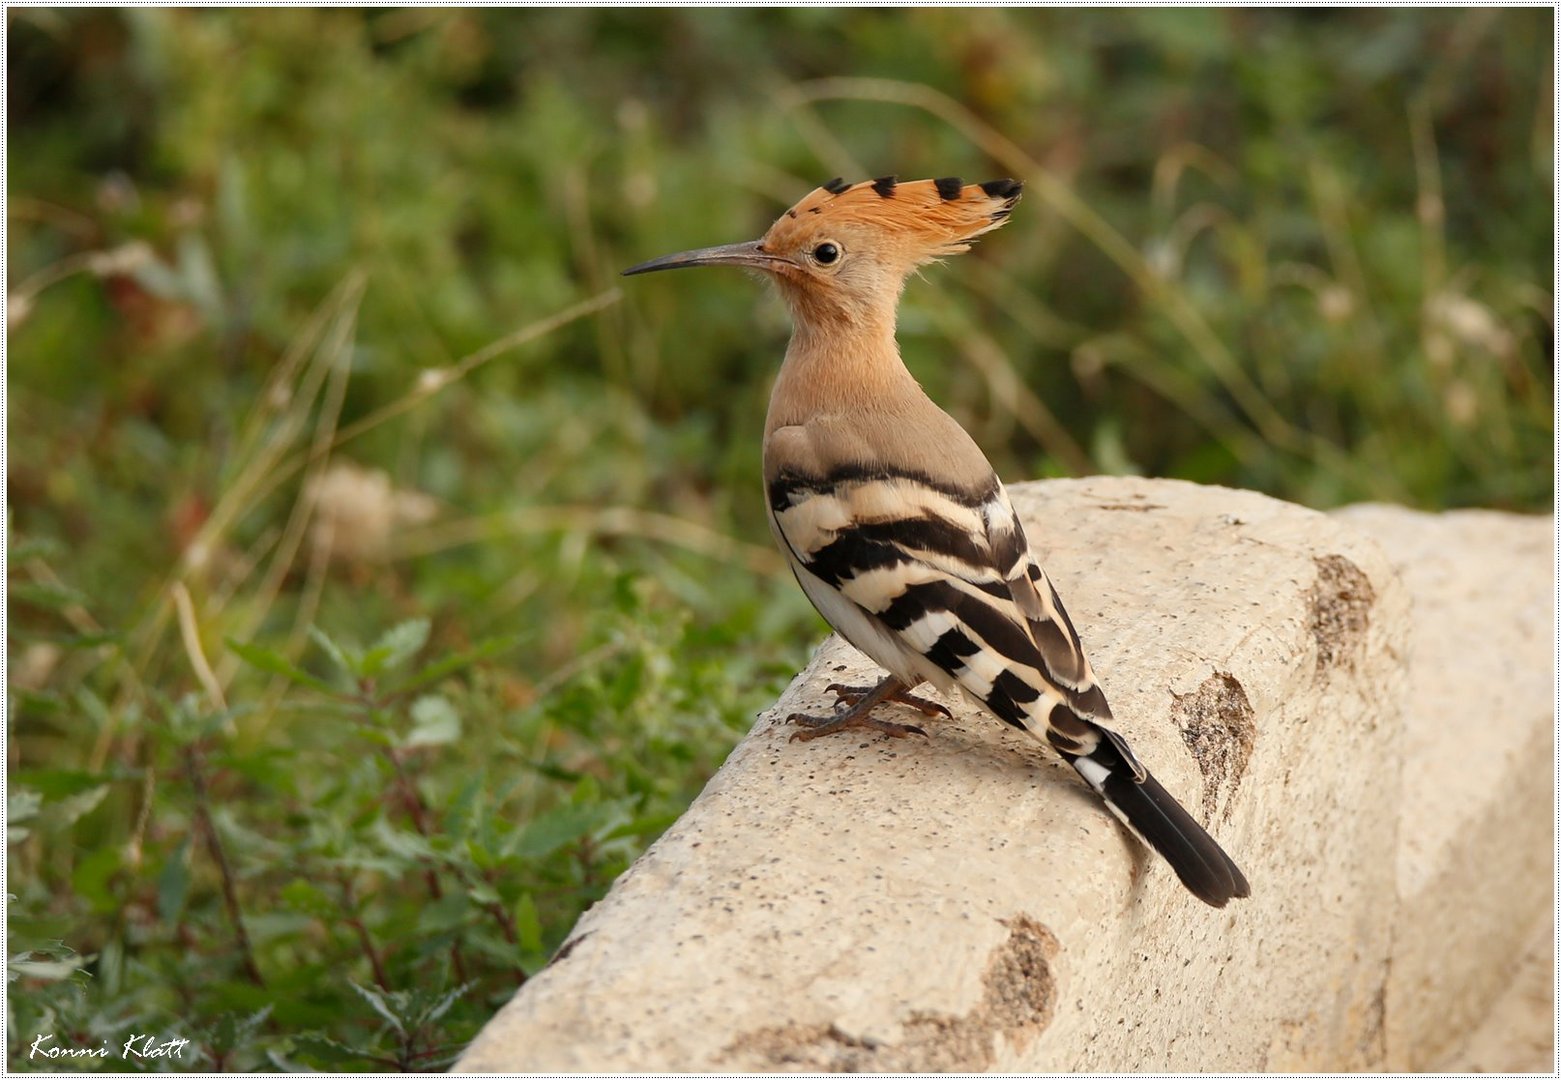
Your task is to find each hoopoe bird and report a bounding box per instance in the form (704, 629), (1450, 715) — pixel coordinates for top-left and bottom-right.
(624, 176), (1250, 907)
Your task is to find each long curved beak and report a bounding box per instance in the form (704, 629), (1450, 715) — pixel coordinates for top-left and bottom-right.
(622, 239), (787, 277)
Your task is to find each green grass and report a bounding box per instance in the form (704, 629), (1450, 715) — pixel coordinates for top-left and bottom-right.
(8, 9), (1551, 1070)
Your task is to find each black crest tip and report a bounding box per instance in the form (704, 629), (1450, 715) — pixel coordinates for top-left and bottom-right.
(934, 176), (964, 201)
(821, 177), (850, 195)
(871, 175), (898, 198)
(980, 178), (1024, 200)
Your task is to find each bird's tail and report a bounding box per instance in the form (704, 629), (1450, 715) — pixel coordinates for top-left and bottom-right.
(1070, 734), (1251, 908)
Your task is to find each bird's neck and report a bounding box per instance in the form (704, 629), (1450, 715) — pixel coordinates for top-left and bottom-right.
(765, 308), (920, 434)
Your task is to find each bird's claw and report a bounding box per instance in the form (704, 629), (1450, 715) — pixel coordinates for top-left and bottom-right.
(786, 710), (927, 742)
(825, 682), (951, 719)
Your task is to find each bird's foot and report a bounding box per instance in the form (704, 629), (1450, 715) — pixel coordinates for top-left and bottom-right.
(825, 682), (951, 719)
(785, 677), (940, 742)
(787, 709), (926, 742)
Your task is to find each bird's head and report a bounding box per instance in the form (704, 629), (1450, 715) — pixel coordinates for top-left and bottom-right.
(624, 176), (1022, 327)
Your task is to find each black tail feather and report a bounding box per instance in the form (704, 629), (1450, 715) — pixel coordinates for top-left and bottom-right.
(1074, 741), (1250, 908)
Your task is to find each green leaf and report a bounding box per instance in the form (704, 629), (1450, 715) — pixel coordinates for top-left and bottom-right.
(206, 1005), (274, 1057)
(11, 535), (65, 562)
(97, 935), (124, 997)
(508, 803), (608, 861)
(288, 1033), (383, 1068)
(372, 818), (437, 863)
(571, 774), (603, 805)
(307, 625), (355, 677)
(55, 629), (124, 649)
(418, 981), (469, 1027)
(161, 691), (207, 740)
(334, 852), (405, 876)
(414, 893), (471, 936)
(396, 634), (522, 696)
(13, 767), (132, 799)
(8, 788), (43, 842)
(211, 806), (290, 860)
(11, 579), (87, 611)
(441, 771), (486, 840)
(349, 980), (405, 1034)
(513, 894), (542, 954)
(401, 695), (460, 748)
(71, 845), (123, 913)
(228, 638), (339, 695)
(75, 686), (114, 731)
(11, 688), (67, 719)
(606, 810), (679, 842)
(606, 651), (646, 712)
(280, 878), (338, 920)
(8, 954), (86, 982)
(358, 618), (430, 678)
(465, 835), (496, 872)
(157, 837), (192, 923)
(43, 784), (109, 831)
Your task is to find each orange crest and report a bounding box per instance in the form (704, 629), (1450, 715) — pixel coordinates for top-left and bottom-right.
(763, 175), (1023, 263)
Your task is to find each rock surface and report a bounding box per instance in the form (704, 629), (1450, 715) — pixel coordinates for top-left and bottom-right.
(455, 477), (1552, 1072)
(1332, 504), (1554, 1071)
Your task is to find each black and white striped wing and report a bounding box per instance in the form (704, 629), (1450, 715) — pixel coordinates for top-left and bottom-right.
(767, 467), (1125, 758)
(768, 468), (1255, 905)
(768, 466), (1246, 906)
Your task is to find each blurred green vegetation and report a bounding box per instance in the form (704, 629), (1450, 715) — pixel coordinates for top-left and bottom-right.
(8, 8), (1551, 1070)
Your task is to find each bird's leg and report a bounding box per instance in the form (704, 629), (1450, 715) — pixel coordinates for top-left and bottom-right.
(825, 681), (952, 719)
(787, 675), (937, 742)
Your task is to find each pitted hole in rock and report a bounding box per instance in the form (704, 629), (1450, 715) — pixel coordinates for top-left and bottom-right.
(1170, 673), (1257, 821)
(723, 915), (1059, 1070)
(1308, 554), (1375, 675)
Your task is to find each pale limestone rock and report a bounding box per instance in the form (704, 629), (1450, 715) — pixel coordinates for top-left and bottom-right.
(455, 477), (1549, 1071)
(1435, 922), (1554, 1072)
(1332, 504), (1553, 1071)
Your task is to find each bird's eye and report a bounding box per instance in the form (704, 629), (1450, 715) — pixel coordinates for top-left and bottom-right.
(812, 242), (840, 265)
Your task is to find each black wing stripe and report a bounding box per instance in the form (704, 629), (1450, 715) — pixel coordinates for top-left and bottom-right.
(828, 517), (991, 572)
(880, 582), (1041, 674)
(770, 464), (1000, 510)
(805, 534), (907, 587)
(985, 668), (1042, 730)
(925, 625), (982, 674)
